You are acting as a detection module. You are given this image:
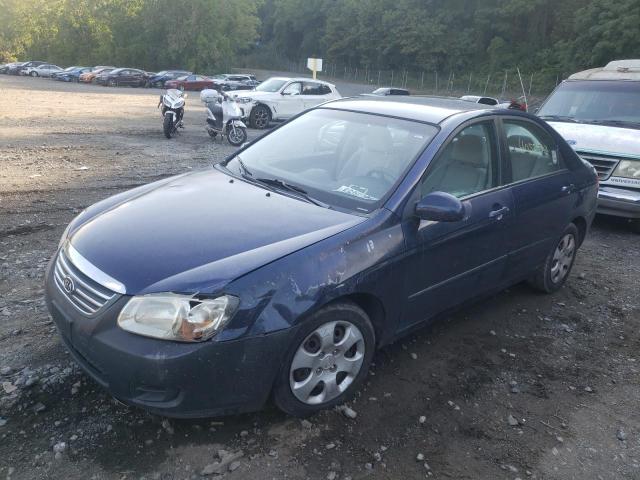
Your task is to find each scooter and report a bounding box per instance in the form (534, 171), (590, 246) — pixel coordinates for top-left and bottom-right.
(200, 89), (248, 146)
(158, 89), (185, 139)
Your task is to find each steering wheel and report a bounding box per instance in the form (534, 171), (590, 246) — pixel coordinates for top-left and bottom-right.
(366, 169), (395, 185)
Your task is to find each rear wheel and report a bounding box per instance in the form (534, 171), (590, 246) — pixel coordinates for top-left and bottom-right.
(250, 104), (271, 129)
(273, 302), (375, 417)
(163, 114), (174, 139)
(528, 223), (579, 293)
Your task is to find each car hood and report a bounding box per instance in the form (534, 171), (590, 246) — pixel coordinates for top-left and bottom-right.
(547, 121), (640, 159)
(68, 169), (364, 295)
(232, 90), (276, 100)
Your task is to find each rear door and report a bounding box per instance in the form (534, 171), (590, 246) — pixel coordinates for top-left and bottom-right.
(301, 81), (332, 110)
(498, 117), (576, 280)
(400, 118), (515, 329)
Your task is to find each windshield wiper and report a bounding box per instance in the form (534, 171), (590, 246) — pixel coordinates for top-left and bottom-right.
(539, 115), (579, 123)
(255, 177), (329, 207)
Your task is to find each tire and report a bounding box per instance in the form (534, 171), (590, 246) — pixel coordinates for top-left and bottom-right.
(273, 301), (375, 417)
(629, 219), (640, 234)
(109, 79), (117, 87)
(163, 114), (174, 139)
(179, 85), (185, 92)
(250, 104), (271, 129)
(30, 71), (37, 77)
(227, 126), (247, 146)
(528, 223), (579, 293)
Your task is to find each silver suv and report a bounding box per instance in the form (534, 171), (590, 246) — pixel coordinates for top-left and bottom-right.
(538, 59), (640, 232)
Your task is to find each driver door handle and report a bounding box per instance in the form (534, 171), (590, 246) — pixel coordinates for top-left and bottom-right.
(561, 184), (576, 195)
(489, 206), (510, 221)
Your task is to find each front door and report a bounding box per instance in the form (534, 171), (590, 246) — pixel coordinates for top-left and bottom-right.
(278, 82), (305, 118)
(400, 118), (514, 330)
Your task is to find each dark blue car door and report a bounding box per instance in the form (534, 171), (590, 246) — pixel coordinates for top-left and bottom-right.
(400, 118), (515, 331)
(498, 117), (576, 280)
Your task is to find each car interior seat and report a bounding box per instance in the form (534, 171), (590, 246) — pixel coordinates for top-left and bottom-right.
(421, 134), (489, 197)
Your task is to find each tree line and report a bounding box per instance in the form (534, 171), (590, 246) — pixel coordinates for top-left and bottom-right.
(1, 0), (638, 76)
(0, 0), (261, 72)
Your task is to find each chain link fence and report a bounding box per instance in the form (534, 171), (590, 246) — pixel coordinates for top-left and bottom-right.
(238, 54), (565, 107)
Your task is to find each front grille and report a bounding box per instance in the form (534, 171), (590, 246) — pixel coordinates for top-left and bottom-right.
(53, 250), (117, 316)
(578, 152), (620, 180)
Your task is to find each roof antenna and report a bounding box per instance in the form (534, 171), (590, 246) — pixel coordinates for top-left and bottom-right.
(516, 67), (528, 112)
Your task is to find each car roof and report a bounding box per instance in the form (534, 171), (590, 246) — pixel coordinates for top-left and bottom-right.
(323, 96), (495, 124)
(569, 59), (640, 81)
(269, 76), (335, 87)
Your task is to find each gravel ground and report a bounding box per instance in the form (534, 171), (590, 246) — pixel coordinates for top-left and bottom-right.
(0, 74), (639, 480)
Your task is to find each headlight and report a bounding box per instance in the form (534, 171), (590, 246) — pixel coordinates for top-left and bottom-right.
(613, 159), (640, 179)
(117, 294), (239, 342)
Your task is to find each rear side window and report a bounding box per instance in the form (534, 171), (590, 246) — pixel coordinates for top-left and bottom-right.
(503, 120), (562, 182)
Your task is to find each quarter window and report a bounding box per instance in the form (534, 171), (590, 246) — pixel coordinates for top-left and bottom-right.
(420, 122), (499, 199)
(503, 120), (562, 182)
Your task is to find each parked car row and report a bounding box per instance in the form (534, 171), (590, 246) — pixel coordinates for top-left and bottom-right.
(0, 60), (261, 91)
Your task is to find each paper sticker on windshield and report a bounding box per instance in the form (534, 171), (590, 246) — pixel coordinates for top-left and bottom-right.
(335, 185), (378, 201)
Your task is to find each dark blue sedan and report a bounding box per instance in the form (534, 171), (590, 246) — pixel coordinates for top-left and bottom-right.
(45, 97), (598, 418)
(53, 66), (91, 82)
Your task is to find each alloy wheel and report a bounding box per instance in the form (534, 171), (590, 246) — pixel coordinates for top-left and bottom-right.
(550, 233), (575, 284)
(289, 321), (365, 405)
(253, 107), (269, 129)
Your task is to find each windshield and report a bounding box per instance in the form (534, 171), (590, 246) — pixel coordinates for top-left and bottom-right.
(255, 78), (288, 92)
(539, 80), (640, 127)
(224, 109), (438, 213)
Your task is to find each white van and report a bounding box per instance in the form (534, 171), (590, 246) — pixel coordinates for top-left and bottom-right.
(537, 60), (640, 232)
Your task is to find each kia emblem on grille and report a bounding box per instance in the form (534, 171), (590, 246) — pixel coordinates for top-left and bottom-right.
(63, 276), (75, 294)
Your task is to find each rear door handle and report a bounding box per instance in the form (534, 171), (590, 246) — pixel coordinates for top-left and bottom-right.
(561, 184), (576, 195)
(489, 206), (510, 220)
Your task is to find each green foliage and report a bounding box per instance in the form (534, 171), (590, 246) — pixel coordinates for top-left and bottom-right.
(0, 0), (261, 71)
(0, 0), (638, 76)
(258, 0), (640, 74)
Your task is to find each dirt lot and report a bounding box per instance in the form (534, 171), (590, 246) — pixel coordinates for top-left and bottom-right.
(0, 74), (639, 480)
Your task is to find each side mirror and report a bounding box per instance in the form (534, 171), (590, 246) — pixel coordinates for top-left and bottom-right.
(415, 192), (465, 222)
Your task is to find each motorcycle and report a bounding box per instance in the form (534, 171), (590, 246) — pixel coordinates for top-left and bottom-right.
(200, 89), (248, 146)
(158, 89), (185, 139)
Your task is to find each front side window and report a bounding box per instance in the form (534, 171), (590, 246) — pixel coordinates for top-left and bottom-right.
(283, 82), (302, 95)
(224, 109), (438, 213)
(503, 120), (562, 182)
(420, 121), (498, 199)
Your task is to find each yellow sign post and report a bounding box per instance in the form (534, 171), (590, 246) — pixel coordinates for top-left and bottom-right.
(307, 58), (323, 80)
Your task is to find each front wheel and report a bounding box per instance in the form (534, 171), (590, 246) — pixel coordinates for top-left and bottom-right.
(528, 223), (579, 293)
(273, 302), (375, 417)
(30, 71), (38, 77)
(109, 79), (117, 87)
(628, 219), (640, 234)
(226, 125), (247, 146)
(163, 114), (174, 139)
(250, 104), (271, 129)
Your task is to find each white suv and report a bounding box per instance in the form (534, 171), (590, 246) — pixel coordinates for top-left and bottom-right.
(538, 59), (640, 232)
(232, 77), (341, 129)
